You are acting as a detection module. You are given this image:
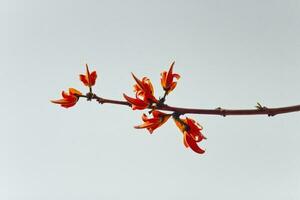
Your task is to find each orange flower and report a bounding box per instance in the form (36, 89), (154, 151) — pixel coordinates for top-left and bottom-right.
(123, 73), (158, 110)
(135, 110), (171, 133)
(131, 73), (158, 103)
(161, 61), (180, 94)
(79, 64), (97, 88)
(51, 88), (82, 108)
(174, 117), (206, 154)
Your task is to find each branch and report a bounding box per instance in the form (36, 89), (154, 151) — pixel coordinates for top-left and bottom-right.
(80, 94), (300, 117)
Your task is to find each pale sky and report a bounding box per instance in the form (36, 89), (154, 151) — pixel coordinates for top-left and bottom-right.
(0, 0), (300, 199)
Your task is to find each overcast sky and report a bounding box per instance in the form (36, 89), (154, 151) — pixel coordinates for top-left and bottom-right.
(0, 0), (300, 199)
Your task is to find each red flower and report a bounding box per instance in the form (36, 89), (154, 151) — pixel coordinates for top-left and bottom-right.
(161, 61), (180, 94)
(79, 64), (97, 88)
(174, 117), (206, 154)
(51, 88), (82, 108)
(135, 110), (171, 133)
(123, 73), (158, 110)
(123, 94), (149, 110)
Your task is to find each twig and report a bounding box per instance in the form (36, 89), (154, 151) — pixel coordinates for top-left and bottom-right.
(78, 94), (300, 117)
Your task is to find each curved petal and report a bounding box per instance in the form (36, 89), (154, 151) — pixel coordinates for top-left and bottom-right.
(123, 93), (148, 110)
(185, 133), (205, 154)
(173, 73), (180, 80)
(168, 82), (177, 93)
(69, 88), (82, 95)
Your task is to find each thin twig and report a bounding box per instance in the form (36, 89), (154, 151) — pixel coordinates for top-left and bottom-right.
(78, 94), (300, 117)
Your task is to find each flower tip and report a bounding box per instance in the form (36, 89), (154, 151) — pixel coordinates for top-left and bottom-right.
(131, 72), (138, 80)
(171, 61), (175, 67)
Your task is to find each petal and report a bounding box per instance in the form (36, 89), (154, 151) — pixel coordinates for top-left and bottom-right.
(160, 71), (167, 88)
(51, 95), (78, 108)
(131, 73), (145, 91)
(69, 88), (82, 96)
(166, 61), (175, 85)
(173, 73), (180, 80)
(79, 74), (89, 86)
(51, 99), (70, 104)
(168, 82), (177, 93)
(134, 121), (157, 129)
(183, 132), (189, 147)
(152, 110), (167, 118)
(173, 118), (186, 134)
(185, 133), (205, 154)
(89, 71), (97, 86)
(85, 63), (91, 83)
(61, 91), (69, 98)
(123, 94), (148, 110)
(60, 101), (77, 108)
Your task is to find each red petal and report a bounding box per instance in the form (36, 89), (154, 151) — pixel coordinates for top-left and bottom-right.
(166, 61), (175, 86)
(185, 134), (205, 154)
(123, 94), (148, 110)
(172, 73), (180, 80)
(51, 95), (78, 108)
(89, 71), (97, 86)
(80, 74), (89, 86)
(131, 73), (145, 91)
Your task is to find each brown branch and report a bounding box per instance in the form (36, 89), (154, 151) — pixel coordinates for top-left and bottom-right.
(160, 104), (300, 117)
(79, 94), (300, 117)
(79, 93), (300, 117)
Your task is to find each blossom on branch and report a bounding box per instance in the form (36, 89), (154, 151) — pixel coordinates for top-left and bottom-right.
(51, 88), (82, 108)
(79, 64), (97, 88)
(160, 61), (180, 95)
(123, 73), (158, 110)
(134, 110), (171, 133)
(174, 117), (206, 154)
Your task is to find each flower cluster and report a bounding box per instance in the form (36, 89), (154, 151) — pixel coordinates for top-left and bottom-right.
(51, 64), (97, 108)
(123, 62), (206, 154)
(51, 62), (206, 154)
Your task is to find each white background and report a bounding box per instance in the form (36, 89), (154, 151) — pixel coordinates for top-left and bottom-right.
(0, 0), (299, 199)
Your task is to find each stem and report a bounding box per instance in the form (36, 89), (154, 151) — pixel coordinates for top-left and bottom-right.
(78, 94), (300, 117)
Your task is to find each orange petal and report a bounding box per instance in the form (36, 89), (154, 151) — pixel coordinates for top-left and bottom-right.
(51, 96), (77, 108)
(69, 88), (82, 95)
(160, 71), (167, 88)
(173, 118), (186, 134)
(168, 82), (177, 93)
(134, 121), (156, 129)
